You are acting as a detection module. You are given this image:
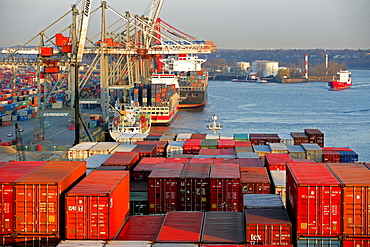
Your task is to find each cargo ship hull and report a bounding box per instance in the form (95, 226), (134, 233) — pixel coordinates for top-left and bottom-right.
(328, 70), (352, 90)
(179, 87), (207, 108)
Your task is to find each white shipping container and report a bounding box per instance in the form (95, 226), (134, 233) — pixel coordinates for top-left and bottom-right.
(219, 133), (234, 139)
(278, 133), (294, 146)
(89, 142), (120, 155)
(269, 143), (288, 153)
(176, 133), (192, 141)
(131, 133), (149, 143)
(205, 133), (220, 139)
(86, 154), (112, 169)
(68, 142), (98, 160)
(166, 141), (185, 157)
(116, 133), (135, 144)
(112, 144), (137, 153)
(270, 170), (287, 207)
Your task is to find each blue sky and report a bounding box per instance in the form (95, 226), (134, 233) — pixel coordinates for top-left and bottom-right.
(0, 0), (369, 49)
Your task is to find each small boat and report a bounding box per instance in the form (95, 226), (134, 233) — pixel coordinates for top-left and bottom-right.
(328, 70), (352, 90)
(108, 101), (151, 141)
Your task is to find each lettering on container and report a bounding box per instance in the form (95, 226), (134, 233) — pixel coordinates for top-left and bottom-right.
(250, 234), (262, 241)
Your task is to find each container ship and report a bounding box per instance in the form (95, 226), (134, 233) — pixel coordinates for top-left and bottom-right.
(108, 101), (151, 141)
(328, 70), (352, 90)
(161, 54), (208, 108)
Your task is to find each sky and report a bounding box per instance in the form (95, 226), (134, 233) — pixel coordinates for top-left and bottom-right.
(0, 0), (369, 50)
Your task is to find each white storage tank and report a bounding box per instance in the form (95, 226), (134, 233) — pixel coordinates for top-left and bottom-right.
(251, 60), (279, 77)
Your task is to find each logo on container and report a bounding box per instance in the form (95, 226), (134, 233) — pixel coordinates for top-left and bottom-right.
(250, 234), (262, 241)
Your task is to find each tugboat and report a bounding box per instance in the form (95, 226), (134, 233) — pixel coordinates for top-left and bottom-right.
(108, 101), (151, 141)
(328, 70), (352, 90)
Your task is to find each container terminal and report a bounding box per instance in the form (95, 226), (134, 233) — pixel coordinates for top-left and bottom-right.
(1, 1), (370, 247)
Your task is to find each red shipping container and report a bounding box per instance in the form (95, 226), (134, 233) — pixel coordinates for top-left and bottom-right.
(178, 163), (211, 211)
(342, 237), (370, 247)
(183, 139), (202, 155)
(323, 150), (341, 163)
(164, 157), (189, 163)
(189, 158), (214, 164)
(134, 141), (168, 157)
(191, 134), (206, 139)
(290, 132), (309, 145)
(210, 163), (240, 212)
(304, 128), (324, 147)
(116, 215), (164, 241)
(102, 151), (139, 170)
(0, 161), (47, 234)
(199, 149), (218, 156)
(239, 158), (264, 167)
(139, 157), (166, 164)
(148, 163), (184, 213)
(213, 158), (238, 164)
(286, 162), (342, 237)
(325, 163), (370, 237)
(132, 144), (157, 158)
(217, 149), (236, 155)
(65, 170), (129, 240)
(235, 141), (252, 147)
(218, 139), (236, 149)
(14, 161), (86, 236)
(240, 167), (271, 194)
(156, 211), (204, 243)
(265, 153), (293, 171)
(131, 161), (158, 182)
(245, 208), (292, 245)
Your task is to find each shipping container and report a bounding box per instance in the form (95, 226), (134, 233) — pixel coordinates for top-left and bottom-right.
(202, 212), (244, 244)
(131, 133), (149, 143)
(183, 139), (202, 155)
(278, 133), (294, 146)
(178, 163), (211, 211)
(252, 145), (271, 156)
(130, 191), (148, 215)
(67, 142), (98, 160)
(132, 144), (157, 158)
(201, 139), (218, 149)
(240, 167), (271, 194)
(342, 237), (370, 247)
(189, 157), (214, 164)
(300, 143), (323, 162)
(102, 152), (140, 170)
(205, 134), (220, 139)
(218, 139), (236, 149)
(219, 134), (234, 140)
(176, 133), (192, 141)
(268, 143), (289, 154)
(65, 170), (129, 240)
(132, 162), (158, 182)
(88, 142), (120, 155)
(265, 153), (293, 171)
(269, 170), (287, 207)
(238, 158), (263, 168)
(115, 133), (135, 144)
(237, 153), (260, 159)
(14, 161), (86, 236)
(296, 237), (341, 247)
(244, 208), (292, 245)
(116, 215), (164, 241)
(234, 133), (249, 141)
(287, 145), (306, 160)
(286, 162), (342, 237)
(243, 194), (285, 209)
(209, 163), (240, 212)
(156, 211), (204, 243)
(337, 150), (358, 163)
(217, 149), (235, 156)
(13, 235), (60, 247)
(290, 132), (309, 145)
(85, 154), (112, 170)
(325, 163), (370, 237)
(322, 150), (341, 163)
(191, 134), (206, 139)
(111, 144), (137, 153)
(199, 149), (218, 156)
(0, 161), (47, 235)
(304, 129), (324, 147)
(166, 141), (185, 157)
(134, 141), (168, 157)
(159, 133), (177, 143)
(164, 157), (189, 163)
(148, 163), (184, 213)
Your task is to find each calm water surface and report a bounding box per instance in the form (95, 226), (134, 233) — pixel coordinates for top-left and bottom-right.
(153, 69), (370, 162)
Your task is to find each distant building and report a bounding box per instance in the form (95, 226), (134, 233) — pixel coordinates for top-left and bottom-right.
(251, 60), (279, 77)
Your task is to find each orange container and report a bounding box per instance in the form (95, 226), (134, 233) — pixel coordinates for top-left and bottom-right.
(40, 47), (53, 56)
(62, 45), (72, 53)
(14, 161), (86, 236)
(65, 170), (129, 240)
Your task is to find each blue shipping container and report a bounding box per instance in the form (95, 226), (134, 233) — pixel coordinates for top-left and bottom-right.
(296, 237), (341, 247)
(338, 150), (358, 163)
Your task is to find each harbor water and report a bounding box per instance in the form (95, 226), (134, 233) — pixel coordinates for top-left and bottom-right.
(152, 69), (370, 162)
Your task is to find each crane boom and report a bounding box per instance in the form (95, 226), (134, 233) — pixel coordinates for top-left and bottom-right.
(76, 0), (92, 62)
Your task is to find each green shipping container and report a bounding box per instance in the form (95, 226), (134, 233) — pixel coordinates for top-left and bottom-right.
(234, 133), (249, 141)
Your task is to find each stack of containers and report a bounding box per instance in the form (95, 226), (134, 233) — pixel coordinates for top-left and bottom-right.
(65, 170), (130, 240)
(218, 139), (236, 149)
(286, 162), (342, 246)
(88, 142), (120, 156)
(155, 211), (204, 245)
(159, 133), (177, 143)
(67, 142), (98, 160)
(286, 145), (306, 159)
(335, 147), (358, 163)
(322, 147), (341, 163)
(265, 153), (293, 171)
(249, 133), (280, 145)
(13, 161), (86, 244)
(239, 167), (271, 194)
(132, 144), (157, 159)
(269, 142), (289, 154)
(134, 140), (168, 157)
(278, 133), (295, 146)
(183, 139), (202, 155)
(209, 163), (240, 212)
(253, 145), (271, 156)
(325, 163), (370, 245)
(166, 141), (185, 157)
(148, 163), (184, 213)
(131, 157), (165, 182)
(178, 163), (211, 211)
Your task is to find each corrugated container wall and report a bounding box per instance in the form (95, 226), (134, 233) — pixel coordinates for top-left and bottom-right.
(286, 162), (342, 237)
(239, 167), (271, 194)
(244, 208), (292, 245)
(14, 161), (86, 236)
(116, 215), (164, 241)
(0, 161), (47, 235)
(325, 163), (370, 237)
(65, 170), (130, 240)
